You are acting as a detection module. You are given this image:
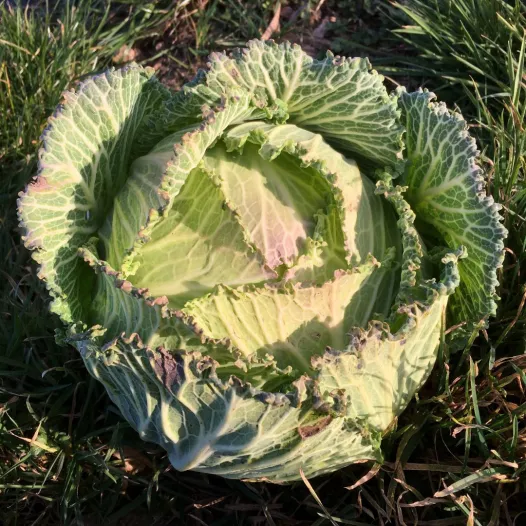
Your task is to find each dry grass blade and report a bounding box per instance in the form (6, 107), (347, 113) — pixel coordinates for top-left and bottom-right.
(345, 463), (381, 491)
(434, 467), (511, 498)
(300, 468), (338, 526)
(261, 1), (281, 40)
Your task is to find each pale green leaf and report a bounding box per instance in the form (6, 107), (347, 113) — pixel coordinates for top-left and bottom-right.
(220, 121), (402, 267)
(115, 91), (259, 277)
(129, 162), (274, 309)
(99, 125), (199, 269)
(78, 243), (162, 342)
(185, 260), (391, 372)
(202, 140), (333, 268)
(314, 293), (447, 432)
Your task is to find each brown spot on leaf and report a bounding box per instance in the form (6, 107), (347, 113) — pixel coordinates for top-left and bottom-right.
(151, 347), (185, 389)
(151, 295), (169, 306)
(298, 415), (332, 439)
(158, 190), (170, 202)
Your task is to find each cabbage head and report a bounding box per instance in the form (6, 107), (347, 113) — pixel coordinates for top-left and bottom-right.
(18, 41), (507, 482)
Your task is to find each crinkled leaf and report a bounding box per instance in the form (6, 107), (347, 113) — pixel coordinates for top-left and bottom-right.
(18, 65), (170, 322)
(206, 40), (403, 166)
(79, 244), (162, 342)
(77, 244), (234, 356)
(399, 90), (506, 344)
(115, 92), (258, 278)
(99, 126), (199, 269)
(203, 141), (332, 268)
(315, 295), (447, 433)
(78, 337), (382, 482)
(129, 163), (274, 308)
(185, 260), (392, 372)
(220, 121), (402, 266)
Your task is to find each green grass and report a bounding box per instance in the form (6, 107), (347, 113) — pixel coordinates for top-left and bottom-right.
(387, 0), (526, 99)
(1, 0), (525, 524)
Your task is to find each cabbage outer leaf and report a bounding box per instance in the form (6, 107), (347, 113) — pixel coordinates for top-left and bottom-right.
(399, 90), (507, 345)
(204, 40), (404, 166)
(18, 66), (171, 323)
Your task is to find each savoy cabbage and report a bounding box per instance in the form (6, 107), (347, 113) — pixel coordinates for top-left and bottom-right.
(18, 41), (506, 482)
